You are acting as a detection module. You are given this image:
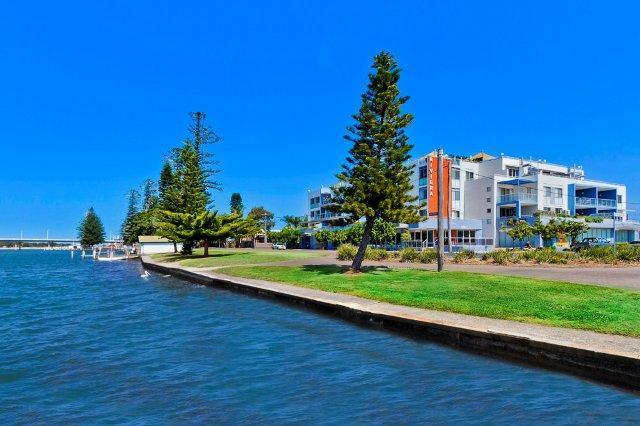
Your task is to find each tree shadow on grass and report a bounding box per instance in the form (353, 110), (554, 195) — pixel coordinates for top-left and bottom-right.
(299, 264), (393, 276)
(157, 252), (239, 262)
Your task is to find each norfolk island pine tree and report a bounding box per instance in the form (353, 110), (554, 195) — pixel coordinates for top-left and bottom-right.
(333, 51), (420, 272)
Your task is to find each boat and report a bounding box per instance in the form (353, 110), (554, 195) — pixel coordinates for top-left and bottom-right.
(92, 244), (137, 261)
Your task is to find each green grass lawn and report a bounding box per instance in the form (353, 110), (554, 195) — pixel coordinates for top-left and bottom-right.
(150, 248), (323, 268)
(219, 265), (640, 337)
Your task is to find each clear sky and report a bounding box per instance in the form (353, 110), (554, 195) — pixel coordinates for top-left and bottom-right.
(1, 1), (639, 237)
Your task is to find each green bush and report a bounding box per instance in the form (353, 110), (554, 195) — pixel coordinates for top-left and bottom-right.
(482, 250), (515, 265)
(516, 248), (576, 264)
(336, 244), (357, 261)
(452, 249), (476, 263)
(615, 244), (640, 262)
(578, 245), (640, 264)
(399, 247), (420, 263)
(418, 249), (438, 263)
(579, 246), (617, 264)
(365, 248), (389, 261)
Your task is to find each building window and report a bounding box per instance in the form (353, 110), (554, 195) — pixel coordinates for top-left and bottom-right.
(419, 209), (428, 218)
(419, 188), (428, 200)
(452, 169), (460, 180)
(452, 190), (460, 201)
(618, 195), (623, 203)
(486, 219), (492, 225)
(465, 171), (474, 181)
(452, 210), (460, 218)
(486, 186), (491, 192)
(486, 197), (491, 203)
(507, 167), (519, 177)
(419, 166), (428, 179)
(486, 208), (492, 213)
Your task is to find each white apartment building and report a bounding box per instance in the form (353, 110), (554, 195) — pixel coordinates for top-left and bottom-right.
(305, 152), (639, 251)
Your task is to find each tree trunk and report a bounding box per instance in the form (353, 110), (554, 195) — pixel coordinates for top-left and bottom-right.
(351, 218), (375, 272)
(203, 239), (209, 257)
(173, 241), (177, 253)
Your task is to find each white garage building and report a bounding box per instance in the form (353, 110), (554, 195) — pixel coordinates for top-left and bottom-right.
(138, 236), (182, 254)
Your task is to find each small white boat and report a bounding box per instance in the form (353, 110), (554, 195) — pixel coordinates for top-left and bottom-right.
(92, 244), (135, 261)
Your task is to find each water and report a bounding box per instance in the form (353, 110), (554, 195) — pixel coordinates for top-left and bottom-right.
(1, 251), (638, 424)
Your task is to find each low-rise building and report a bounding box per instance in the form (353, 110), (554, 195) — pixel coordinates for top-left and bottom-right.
(304, 151), (640, 251)
(138, 236), (182, 254)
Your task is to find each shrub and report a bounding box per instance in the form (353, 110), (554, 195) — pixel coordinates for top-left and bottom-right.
(365, 248), (389, 261)
(336, 244), (357, 261)
(615, 244), (640, 262)
(516, 248), (576, 264)
(399, 247), (420, 263)
(452, 249), (475, 263)
(418, 249), (438, 263)
(482, 250), (514, 265)
(579, 246), (617, 264)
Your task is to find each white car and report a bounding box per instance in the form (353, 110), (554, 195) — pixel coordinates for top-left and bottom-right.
(272, 243), (286, 250)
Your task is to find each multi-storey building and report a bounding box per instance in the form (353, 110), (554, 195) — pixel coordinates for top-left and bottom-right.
(305, 151), (639, 251)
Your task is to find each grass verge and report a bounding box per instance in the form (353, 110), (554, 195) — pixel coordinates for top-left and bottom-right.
(150, 248), (323, 268)
(219, 265), (640, 337)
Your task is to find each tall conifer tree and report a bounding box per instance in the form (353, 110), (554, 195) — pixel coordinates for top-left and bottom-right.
(334, 51), (419, 271)
(78, 207), (106, 247)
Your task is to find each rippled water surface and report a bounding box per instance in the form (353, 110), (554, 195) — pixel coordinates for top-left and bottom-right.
(1, 251), (639, 423)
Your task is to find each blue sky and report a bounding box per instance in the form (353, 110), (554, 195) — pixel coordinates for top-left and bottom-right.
(1, 1), (639, 237)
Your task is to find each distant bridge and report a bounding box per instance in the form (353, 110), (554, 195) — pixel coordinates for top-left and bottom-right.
(0, 237), (121, 244)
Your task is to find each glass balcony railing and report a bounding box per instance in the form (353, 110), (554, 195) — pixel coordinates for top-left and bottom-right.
(310, 203), (320, 209)
(543, 196), (563, 206)
(598, 198), (616, 208)
(418, 177), (428, 186)
(498, 193), (537, 203)
(575, 197), (597, 206)
(574, 197), (616, 208)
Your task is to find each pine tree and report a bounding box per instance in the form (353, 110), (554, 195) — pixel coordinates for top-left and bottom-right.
(334, 51), (419, 271)
(158, 161), (174, 206)
(141, 179), (157, 211)
(230, 193), (244, 215)
(188, 111), (221, 206)
(121, 189), (140, 239)
(78, 207), (106, 247)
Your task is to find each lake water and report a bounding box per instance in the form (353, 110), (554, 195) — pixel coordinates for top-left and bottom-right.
(1, 250), (638, 423)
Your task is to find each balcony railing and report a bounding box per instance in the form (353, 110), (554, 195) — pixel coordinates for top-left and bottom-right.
(575, 196), (597, 206)
(543, 196), (563, 206)
(498, 193), (537, 204)
(418, 177), (428, 186)
(591, 212), (623, 221)
(574, 197), (616, 208)
(598, 198), (616, 208)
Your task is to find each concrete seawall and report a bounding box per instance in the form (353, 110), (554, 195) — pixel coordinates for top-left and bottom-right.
(141, 256), (640, 391)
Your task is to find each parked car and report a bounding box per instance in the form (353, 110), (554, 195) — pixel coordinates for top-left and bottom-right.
(570, 237), (611, 251)
(272, 243), (286, 250)
(630, 241), (640, 245)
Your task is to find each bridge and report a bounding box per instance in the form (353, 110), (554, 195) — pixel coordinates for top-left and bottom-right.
(0, 237), (121, 244)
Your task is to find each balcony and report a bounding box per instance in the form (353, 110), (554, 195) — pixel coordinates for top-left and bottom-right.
(309, 203), (320, 209)
(498, 192), (537, 204)
(574, 197), (616, 208)
(419, 177), (428, 186)
(543, 196), (563, 206)
(598, 198), (616, 208)
(575, 196), (597, 207)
